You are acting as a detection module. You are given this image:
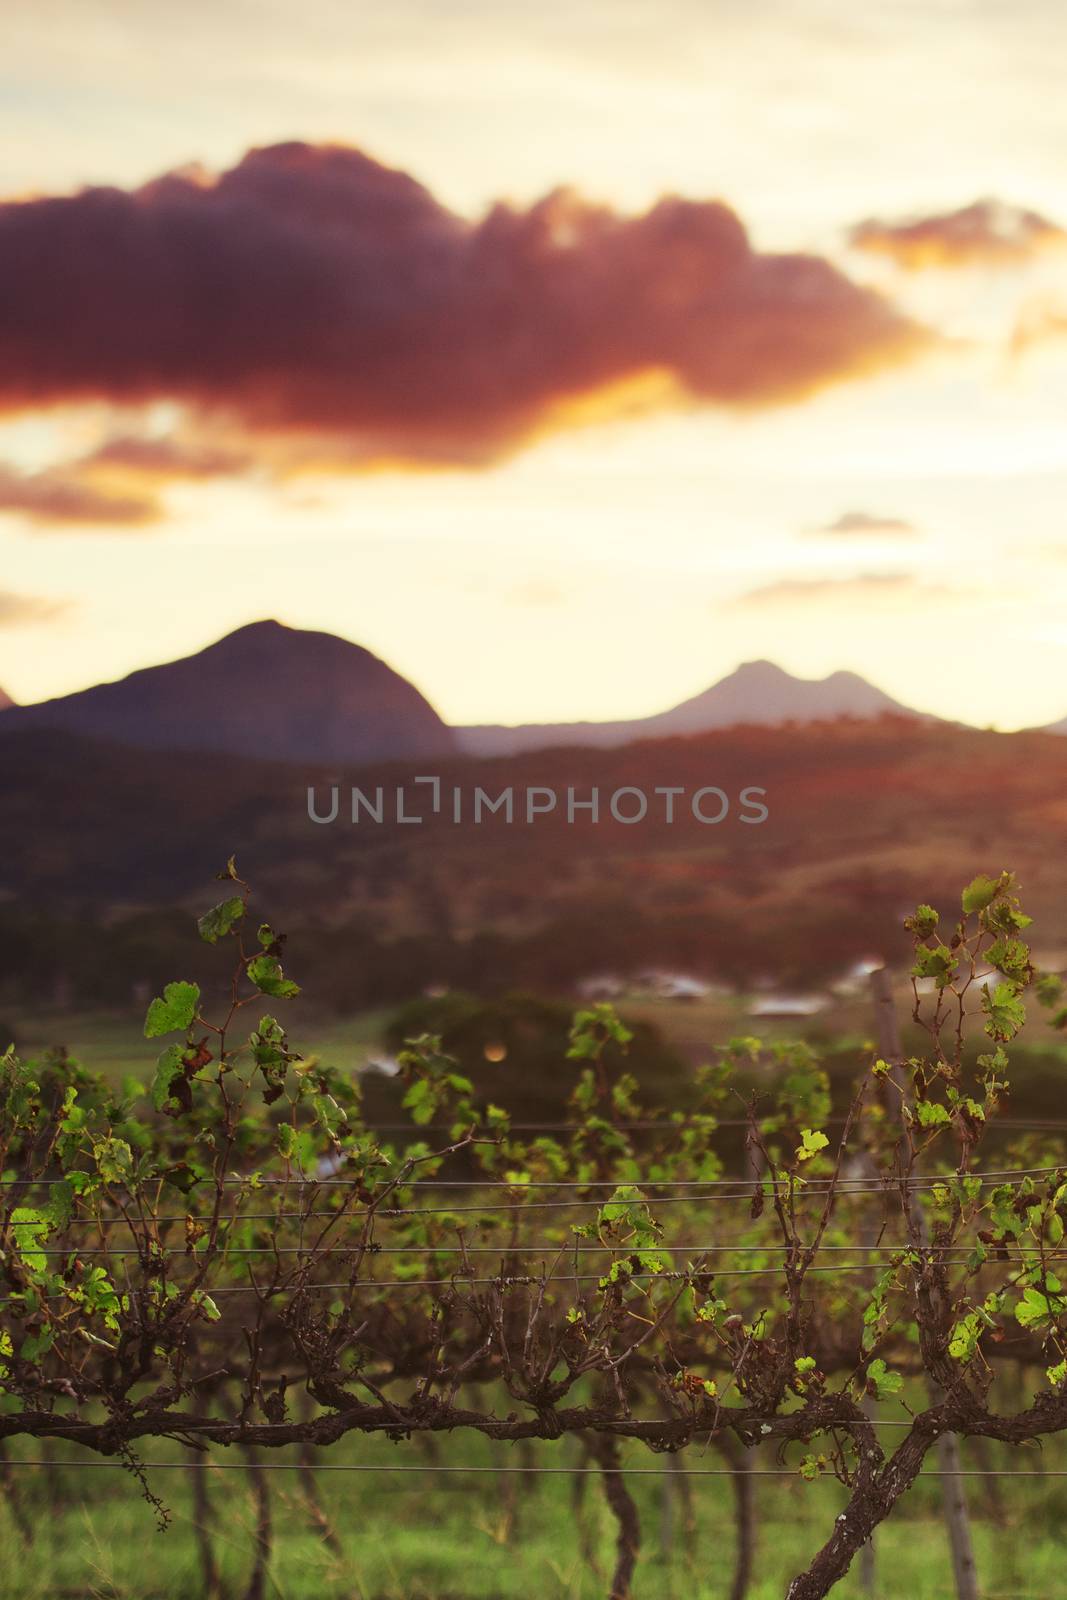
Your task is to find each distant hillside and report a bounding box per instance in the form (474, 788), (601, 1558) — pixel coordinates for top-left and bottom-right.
(1, 716), (1065, 1006)
(0, 621), (456, 764)
(458, 659), (924, 756)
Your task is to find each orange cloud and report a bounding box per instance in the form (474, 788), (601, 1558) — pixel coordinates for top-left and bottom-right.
(851, 199), (1065, 270)
(0, 142), (933, 470)
(812, 510), (917, 537)
(1010, 295), (1067, 358)
(84, 434), (253, 481)
(0, 462), (159, 528)
(0, 588), (71, 625)
(734, 573), (948, 607)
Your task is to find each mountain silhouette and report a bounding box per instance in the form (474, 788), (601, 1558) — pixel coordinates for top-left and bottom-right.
(457, 659), (921, 755)
(0, 620), (456, 763)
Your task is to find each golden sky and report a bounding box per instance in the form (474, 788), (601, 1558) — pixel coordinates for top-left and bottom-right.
(2, 0), (1067, 729)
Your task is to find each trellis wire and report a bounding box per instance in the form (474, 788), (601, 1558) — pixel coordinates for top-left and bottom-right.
(0, 1237), (1020, 1254)
(12, 1241), (1062, 1254)
(0, 1458), (1065, 1478)
(0, 1259), (1049, 1294)
(1, 1164), (1060, 1190)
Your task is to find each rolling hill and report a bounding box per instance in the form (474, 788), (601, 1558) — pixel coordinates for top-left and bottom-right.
(1, 714), (1064, 1007)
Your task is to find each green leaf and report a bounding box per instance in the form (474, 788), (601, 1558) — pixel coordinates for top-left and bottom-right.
(162, 1162), (204, 1195)
(9, 1207), (49, 1271)
(1036, 973), (1064, 1010)
(195, 1293), (221, 1323)
(19, 1327), (55, 1363)
(93, 1137), (133, 1185)
(796, 1129), (829, 1163)
(44, 1181), (75, 1232)
(144, 981), (200, 1038)
(197, 896), (245, 944)
(986, 937), (1032, 984)
(982, 982), (1026, 1043)
(948, 1310), (982, 1362)
(1016, 1286), (1061, 1330)
(151, 1045), (186, 1111)
(911, 945), (958, 989)
(402, 1079), (436, 1125)
(867, 1358), (903, 1398)
(246, 954), (300, 999)
(962, 875), (999, 914)
(905, 905), (940, 937)
(914, 1101), (951, 1128)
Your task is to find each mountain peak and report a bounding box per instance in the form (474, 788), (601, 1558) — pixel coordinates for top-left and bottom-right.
(0, 622), (454, 764)
(225, 618), (291, 638)
(458, 658), (923, 756)
(732, 659), (791, 678)
(659, 658), (913, 734)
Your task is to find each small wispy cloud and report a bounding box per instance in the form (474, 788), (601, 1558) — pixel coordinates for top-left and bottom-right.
(811, 510), (917, 538)
(733, 572), (948, 607)
(851, 199), (1065, 271)
(82, 434), (253, 481)
(0, 462), (159, 529)
(0, 588), (72, 626)
(507, 579), (566, 607)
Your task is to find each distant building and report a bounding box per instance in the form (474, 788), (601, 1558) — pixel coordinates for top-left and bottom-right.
(749, 993), (829, 1019)
(576, 974), (626, 1000)
(831, 957), (883, 996)
(361, 1053), (401, 1078)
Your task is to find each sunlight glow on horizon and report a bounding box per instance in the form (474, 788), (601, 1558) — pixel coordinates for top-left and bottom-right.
(3, 0), (1067, 730)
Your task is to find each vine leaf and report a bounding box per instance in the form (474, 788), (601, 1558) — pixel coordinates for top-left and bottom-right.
(144, 981), (200, 1038)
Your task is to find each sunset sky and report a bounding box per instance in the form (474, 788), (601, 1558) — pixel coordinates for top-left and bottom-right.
(2, 0), (1067, 729)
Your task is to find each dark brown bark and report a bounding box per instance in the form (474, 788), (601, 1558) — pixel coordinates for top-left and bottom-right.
(571, 1439), (603, 1581)
(785, 1429), (934, 1600)
(715, 1436), (756, 1600)
(589, 1436), (640, 1600)
(298, 1438), (342, 1556)
(188, 1452), (223, 1599)
(870, 967), (979, 1600)
(242, 1447), (273, 1600)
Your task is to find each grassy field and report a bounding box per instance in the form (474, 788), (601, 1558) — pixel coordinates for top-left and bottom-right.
(1, 1430), (1065, 1600)
(3, 987), (869, 1085)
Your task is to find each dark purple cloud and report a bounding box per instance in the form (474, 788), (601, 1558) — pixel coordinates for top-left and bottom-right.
(0, 142), (933, 465)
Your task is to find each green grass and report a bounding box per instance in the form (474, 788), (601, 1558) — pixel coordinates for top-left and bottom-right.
(2, 1432), (1066, 1599)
